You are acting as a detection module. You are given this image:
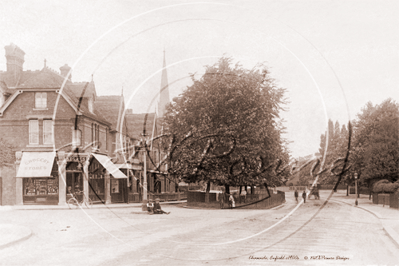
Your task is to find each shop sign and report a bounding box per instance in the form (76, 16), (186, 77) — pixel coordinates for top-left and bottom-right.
(17, 152), (56, 178)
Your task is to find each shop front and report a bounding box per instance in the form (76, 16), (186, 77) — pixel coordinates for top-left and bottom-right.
(17, 152), (59, 205)
(91, 153), (127, 204)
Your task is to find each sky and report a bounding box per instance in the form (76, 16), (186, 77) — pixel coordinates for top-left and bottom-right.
(0, 0), (397, 158)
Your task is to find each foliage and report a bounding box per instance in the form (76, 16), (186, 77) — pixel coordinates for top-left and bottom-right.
(163, 57), (288, 187)
(0, 138), (15, 166)
(317, 120), (350, 185)
(372, 179), (399, 193)
(351, 98), (399, 184)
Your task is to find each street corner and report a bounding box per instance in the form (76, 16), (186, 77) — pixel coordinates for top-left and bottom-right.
(0, 224), (32, 250)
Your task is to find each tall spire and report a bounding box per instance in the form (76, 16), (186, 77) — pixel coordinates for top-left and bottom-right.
(158, 49), (170, 117)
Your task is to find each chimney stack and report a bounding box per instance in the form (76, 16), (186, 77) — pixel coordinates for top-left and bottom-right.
(59, 64), (72, 81)
(5, 43), (25, 86)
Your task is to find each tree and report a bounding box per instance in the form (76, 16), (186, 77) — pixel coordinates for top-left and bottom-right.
(163, 57), (288, 193)
(350, 98), (399, 186)
(317, 119), (350, 186)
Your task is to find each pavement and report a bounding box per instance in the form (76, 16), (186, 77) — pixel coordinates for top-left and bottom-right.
(1, 190), (399, 254)
(0, 200), (185, 250)
(331, 191), (399, 248)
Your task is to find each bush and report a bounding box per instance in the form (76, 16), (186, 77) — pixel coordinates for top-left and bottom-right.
(373, 179), (399, 193)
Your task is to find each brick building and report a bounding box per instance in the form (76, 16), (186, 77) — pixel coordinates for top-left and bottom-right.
(0, 43), (132, 205)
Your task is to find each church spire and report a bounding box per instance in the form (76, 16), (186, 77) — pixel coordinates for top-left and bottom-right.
(158, 49), (170, 117)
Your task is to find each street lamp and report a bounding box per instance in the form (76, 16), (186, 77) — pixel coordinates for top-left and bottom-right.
(140, 134), (148, 211)
(354, 172), (358, 206)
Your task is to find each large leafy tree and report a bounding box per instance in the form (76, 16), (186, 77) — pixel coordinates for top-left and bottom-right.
(163, 57), (288, 191)
(351, 98), (399, 185)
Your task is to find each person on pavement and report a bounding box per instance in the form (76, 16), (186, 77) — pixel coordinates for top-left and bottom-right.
(302, 190), (307, 203)
(240, 189), (247, 203)
(229, 194), (235, 208)
(294, 189), (298, 203)
(154, 198), (170, 214)
(147, 199), (154, 214)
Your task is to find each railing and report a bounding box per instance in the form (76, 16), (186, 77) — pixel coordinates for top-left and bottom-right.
(187, 190), (285, 209)
(128, 192), (187, 203)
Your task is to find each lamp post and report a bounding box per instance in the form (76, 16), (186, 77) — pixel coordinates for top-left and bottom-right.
(141, 134), (148, 211)
(354, 172), (358, 206)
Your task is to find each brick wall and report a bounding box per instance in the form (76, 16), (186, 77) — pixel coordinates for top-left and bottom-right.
(0, 165), (16, 205)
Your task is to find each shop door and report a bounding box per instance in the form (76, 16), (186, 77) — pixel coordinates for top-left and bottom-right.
(111, 179), (125, 203)
(66, 172), (83, 201)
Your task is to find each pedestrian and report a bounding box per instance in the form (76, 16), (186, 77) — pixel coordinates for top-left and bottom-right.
(302, 190), (307, 203)
(294, 189), (298, 203)
(240, 189), (247, 203)
(220, 189), (225, 209)
(147, 199), (154, 214)
(153, 198), (170, 215)
(229, 194), (235, 209)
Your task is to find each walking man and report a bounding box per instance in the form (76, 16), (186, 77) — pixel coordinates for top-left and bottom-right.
(302, 190), (307, 203)
(294, 189), (298, 203)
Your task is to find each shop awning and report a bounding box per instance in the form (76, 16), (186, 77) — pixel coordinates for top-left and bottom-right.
(16, 152), (56, 178)
(92, 154), (127, 179)
(115, 163), (133, 169)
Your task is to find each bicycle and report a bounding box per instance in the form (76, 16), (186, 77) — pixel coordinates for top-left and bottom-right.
(67, 190), (93, 209)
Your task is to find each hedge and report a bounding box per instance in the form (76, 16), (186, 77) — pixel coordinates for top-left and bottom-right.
(372, 179), (399, 193)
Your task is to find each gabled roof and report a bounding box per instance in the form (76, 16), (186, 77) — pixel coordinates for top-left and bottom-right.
(18, 67), (66, 88)
(0, 70), (40, 88)
(95, 95), (124, 132)
(0, 67), (109, 125)
(126, 113), (156, 140)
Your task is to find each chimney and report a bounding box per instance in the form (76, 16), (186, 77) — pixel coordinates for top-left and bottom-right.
(59, 64), (72, 81)
(5, 43), (25, 86)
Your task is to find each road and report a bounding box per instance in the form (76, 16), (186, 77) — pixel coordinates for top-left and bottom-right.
(0, 191), (398, 265)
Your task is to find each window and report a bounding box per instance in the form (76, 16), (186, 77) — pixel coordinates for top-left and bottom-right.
(43, 120), (53, 144)
(35, 92), (47, 109)
(91, 123), (99, 147)
(29, 120), (39, 144)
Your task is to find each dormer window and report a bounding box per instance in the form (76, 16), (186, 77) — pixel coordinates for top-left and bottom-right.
(35, 92), (47, 109)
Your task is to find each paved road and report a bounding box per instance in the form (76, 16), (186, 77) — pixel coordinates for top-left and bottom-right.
(0, 191), (398, 265)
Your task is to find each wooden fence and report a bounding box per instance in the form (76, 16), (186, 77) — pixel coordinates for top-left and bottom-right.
(372, 192), (399, 208)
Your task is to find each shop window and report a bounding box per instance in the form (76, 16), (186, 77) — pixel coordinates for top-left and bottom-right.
(23, 178), (58, 196)
(111, 179), (119, 193)
(29, 120), (39, 144)
(43, 120), (53, 144)
(35, 92), (47, 109)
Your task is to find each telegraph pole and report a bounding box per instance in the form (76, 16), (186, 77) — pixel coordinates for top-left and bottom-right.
(141, 133), (148, 211)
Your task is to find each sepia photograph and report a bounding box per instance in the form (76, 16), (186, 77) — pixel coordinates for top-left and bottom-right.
(0, 1), (398, 265)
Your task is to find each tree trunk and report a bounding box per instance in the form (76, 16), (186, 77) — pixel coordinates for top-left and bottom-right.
(205, 181), (211, 203)
(225, 184), (230, 195)
(346, 185), (349, 196)
(239, 186), (242, 195)
(251, 186), (254, 194)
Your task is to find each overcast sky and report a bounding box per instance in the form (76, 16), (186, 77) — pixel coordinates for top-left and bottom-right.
(0, 0), (397, 158)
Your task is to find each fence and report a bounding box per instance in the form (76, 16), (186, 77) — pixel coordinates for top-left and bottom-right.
(128, 191), (187, 203)
(187, 190), (285, 209)
(372, 192), (399, 208)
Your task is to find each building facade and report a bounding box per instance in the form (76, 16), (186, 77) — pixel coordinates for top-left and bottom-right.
(0, 43), (131, 205)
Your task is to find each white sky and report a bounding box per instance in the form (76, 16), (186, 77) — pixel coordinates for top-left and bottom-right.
(0, 0), (398, 158)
